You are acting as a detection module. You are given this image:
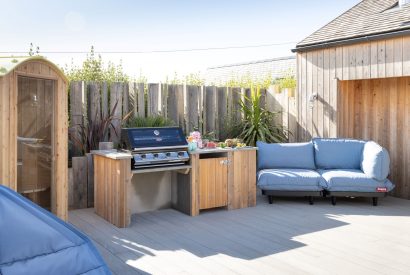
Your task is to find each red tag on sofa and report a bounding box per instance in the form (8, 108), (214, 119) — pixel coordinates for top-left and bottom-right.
(376, 187), (387, 192)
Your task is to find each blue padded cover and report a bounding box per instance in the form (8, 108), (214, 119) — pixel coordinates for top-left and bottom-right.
(361, 141), (390, 181)
(319, 169), (395, 192)
(257, 169), (325, 191)
(0, 185), (111, 275)
(313, 138), (365, 169)
(257, 141), (316, 170)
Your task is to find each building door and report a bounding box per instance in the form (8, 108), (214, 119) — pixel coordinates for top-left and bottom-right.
(17, 76), (55, 210)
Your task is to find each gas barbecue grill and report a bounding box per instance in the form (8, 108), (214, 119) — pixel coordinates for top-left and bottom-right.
(120, 127), (190, 170)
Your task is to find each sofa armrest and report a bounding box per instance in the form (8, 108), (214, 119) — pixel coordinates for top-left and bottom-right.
(361, 141), (390, 181)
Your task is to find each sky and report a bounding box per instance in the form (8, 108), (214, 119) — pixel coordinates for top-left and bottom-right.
(0, 0), (360, 81)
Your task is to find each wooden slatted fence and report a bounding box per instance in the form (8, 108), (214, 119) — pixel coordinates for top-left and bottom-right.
(69, 81), (296, 154)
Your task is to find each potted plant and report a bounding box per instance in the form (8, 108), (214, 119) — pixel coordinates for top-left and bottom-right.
(225, 86), (290, 146)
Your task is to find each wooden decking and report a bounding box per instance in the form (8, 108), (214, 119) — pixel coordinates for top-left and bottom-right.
(68, 195), (410, 275)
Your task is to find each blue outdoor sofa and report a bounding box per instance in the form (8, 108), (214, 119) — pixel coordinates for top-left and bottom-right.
(0, 185), (111, 275)
(257, 138), (395, 206)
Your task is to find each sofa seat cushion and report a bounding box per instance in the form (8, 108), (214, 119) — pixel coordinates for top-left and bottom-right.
(257, 169), (325, 191)
(313, 138), (365, 169)
(319, 169), (395, 193)
(257, 141), (316, 170)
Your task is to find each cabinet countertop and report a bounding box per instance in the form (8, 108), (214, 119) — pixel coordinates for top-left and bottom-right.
(91, 147), (257, 159)
(189, 147), (257, 155)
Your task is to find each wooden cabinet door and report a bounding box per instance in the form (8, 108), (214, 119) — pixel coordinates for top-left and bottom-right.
(199, 157), (228, 210)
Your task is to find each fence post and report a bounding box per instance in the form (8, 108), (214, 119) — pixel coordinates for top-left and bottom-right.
(186, 85), (200, 133)
(204, 86), (217, 136)
(148, 83), (160, 116)
(69, 81), (86, 156)
(217, 87), (228, 140)
(231, 87), (241, 122)
(109, 82), (123, 145)
(123, 82), (130, 117)
(137, 83), (145, 117)
(87, 82), (101, 125)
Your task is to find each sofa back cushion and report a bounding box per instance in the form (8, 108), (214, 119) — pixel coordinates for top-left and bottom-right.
(361, 141), (390, 181)
(257, 141), (316, 170)
(313, 138), (365, 169)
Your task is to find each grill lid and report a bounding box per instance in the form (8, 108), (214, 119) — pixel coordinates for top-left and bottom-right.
(121, 127), (187, 151)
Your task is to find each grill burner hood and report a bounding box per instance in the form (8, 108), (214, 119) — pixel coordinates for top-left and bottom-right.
(120, 127), (189, 170)
(121, 127), (187, 151)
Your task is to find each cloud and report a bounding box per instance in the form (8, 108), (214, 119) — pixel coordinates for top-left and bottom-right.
(64, 11), (86, 32)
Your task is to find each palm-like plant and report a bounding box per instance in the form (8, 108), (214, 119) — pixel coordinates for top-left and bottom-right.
(236, 87), (289, 146)
(70, 100), (132, 154)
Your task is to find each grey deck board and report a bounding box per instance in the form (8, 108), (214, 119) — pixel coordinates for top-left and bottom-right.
(69, 195), (410, 275)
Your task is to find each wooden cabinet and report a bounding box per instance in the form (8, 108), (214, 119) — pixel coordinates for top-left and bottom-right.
(199, 157), (228, 210)
(93, 148), (257, 228)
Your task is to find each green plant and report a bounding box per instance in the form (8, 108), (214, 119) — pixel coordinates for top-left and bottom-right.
(63, 46), (129, 83)
(70, 101), (131, 154)
(227, 87), (289, 146)
(276, 69), (296, 90)
(185, 72), (204, 85)
(126, 115), (176, 128)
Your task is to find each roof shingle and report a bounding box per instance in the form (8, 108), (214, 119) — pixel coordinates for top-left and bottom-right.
(297, 0), (410, 48)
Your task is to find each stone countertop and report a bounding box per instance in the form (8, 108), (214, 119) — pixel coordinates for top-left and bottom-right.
(91, 147), (258, 159)
(91, 149), (133, 160)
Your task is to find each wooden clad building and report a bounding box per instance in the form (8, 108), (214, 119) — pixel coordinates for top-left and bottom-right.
(293, 0), (410, 199)
(0, 56), (68, 219)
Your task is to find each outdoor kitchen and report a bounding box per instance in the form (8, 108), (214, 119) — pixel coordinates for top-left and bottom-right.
(92, 126), (257, 228)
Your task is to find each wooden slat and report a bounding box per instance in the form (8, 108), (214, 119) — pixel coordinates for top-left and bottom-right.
(377, 40), (386, 78)
(393, 38), (403, 77)
(403, 36), (410, 76)
(69, 81), (85, 156)
(72, 156), (88, 209)
(217, 87), (228, 140)
(137, 83), (145, 117)
(101, 82), (109, 140)
(385, 39), (394, 77)
(186, 85), (199, 133)
(122, 82), (130, 117)
(204, 86), (217, 135)
(329, 48), (338, 137)
(167, 84), (184, 127)
(370, 42), (379, 78)
(109, 82), (123, 145)
(306, 52), (313, 139)
(161, 83), (168, 118)
(147, 83), (159, 116)
(88, 82), (101, 124)
(129, 82), (137, 118)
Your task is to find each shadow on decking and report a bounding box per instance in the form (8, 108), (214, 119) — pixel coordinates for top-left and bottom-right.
(69, 194), (410, 273)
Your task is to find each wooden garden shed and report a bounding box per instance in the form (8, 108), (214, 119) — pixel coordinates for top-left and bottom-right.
(293, 0), (410, 199)
(0, 56), (68, 219)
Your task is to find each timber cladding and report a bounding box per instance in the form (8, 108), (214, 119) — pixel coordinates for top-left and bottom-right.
(0, 57), (68, 220)
(297, 35), (410, 199)
(297, 36), (410, 142)
(339, 77), (410, 200)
